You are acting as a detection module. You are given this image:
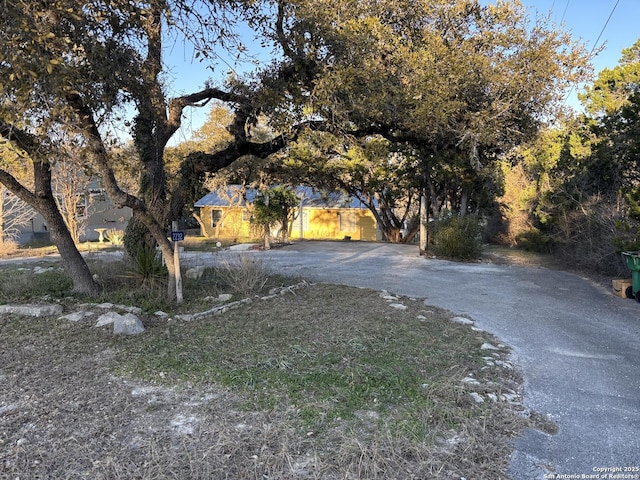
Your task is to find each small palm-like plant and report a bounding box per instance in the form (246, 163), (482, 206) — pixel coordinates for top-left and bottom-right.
(130, 245), (167, 290)
(106, 229), (125, 246)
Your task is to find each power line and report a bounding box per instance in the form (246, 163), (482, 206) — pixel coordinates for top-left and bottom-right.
(563, 0), (621, 106)
(559, 0), (571, 24)
(589, 0), (620, 56)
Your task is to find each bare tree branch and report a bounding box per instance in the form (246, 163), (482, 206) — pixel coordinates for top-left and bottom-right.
(0, 185), (35, 241)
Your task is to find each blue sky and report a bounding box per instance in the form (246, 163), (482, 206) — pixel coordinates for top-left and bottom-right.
(523, 0), (637, 72)
(522, 0), (640, 107)
(166, 0), (640, 143)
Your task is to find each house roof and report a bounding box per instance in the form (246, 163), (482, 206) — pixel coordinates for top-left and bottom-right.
(194, 185), (256, 208)
(195, 185), (372, 209)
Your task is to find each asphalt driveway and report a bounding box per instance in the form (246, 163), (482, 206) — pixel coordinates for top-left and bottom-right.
(246, 241), (640, 479)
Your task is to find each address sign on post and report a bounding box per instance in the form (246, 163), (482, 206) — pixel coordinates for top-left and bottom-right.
(171, 231), (185, 242)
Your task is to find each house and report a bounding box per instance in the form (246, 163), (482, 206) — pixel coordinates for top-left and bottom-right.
(11, 181), (132, 244)
(76, 184), (133, 242)
(194, 185), (380, 242)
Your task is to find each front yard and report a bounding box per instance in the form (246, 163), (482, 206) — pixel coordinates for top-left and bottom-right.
(0, 255), (543, 479)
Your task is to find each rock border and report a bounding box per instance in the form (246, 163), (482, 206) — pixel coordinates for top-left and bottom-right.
(0, 281), (312, 336)
(174, 280), (310, 321)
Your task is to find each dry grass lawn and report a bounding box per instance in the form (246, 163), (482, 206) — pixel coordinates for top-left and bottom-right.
(0, 255), (546, 479)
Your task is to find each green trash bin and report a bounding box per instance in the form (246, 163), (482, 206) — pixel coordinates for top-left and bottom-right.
(622, 251), (640, 300)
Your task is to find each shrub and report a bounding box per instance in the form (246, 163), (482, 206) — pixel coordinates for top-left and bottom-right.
(129, 246), (167, 290)
(0, 239), (18, 257)
(430, 215), (483, 260)
(106, 229), (125, 246)
(546, 198), (629, 276)
(516, 227), (552, 253)
(216, 254), (270, 295)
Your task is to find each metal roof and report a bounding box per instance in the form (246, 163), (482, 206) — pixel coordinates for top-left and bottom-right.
(194, 185), (371, 209)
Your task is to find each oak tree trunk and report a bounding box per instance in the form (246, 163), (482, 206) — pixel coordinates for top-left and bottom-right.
(33, 161), (100, 295)
(47, 207), (100, 295)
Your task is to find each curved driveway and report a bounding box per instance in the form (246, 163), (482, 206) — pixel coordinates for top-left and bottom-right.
(248, 241), (640, 479)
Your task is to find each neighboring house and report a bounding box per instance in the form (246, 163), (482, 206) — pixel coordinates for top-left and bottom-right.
(77, 184), (133, 242)
(13, 181), (132, 244)
(194, 185), (380, 242)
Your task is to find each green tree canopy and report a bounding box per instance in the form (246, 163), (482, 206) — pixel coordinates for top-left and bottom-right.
(1, 0), (592, 295)
(193, 0), (591, 229)
(241, 0), (591, 153)
(495, 39), (640, 273)
(251, 186), (298, 248)
(0, 0), (253, 297)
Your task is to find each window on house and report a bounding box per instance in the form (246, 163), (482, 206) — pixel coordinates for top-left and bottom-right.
(75, 194), (88, 218)
(88, 188), (106, 202)
(211, 209), (222, 227)
(241, 209), (251, 223)
(339, 211), (356, 232)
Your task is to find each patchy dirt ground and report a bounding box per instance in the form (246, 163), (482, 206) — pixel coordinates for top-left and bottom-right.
(481, 245), (614, 289)
(0, 306), (533, 479)
(1, 310), (311, 479)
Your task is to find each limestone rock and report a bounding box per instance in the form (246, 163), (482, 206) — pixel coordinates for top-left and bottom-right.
(113, 313), (145, 335)
(95, 311), (145, 335)
(33, 266), (54, 274)
(95, 311), (122, 327)
(115, 304), (142, 314)
(185, 266), (206, 279)
(59, 311), (94, 322)
(0, 304), (63, 317)
(469, 392), (485, 404)
(388, 303), (407, 310)
(380, 290), (398, 301)
(203, 293), (233, 303)
(451, 316), (474, 326)
(462, 376), (480, 386)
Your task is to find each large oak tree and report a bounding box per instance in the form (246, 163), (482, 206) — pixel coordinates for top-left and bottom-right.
(1, 0), (256, 296)
(1, 0), (591, 298)
(187, 0), (591, 241)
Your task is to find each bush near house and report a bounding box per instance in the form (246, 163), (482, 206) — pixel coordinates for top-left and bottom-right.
(430, 215), (484, 260)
